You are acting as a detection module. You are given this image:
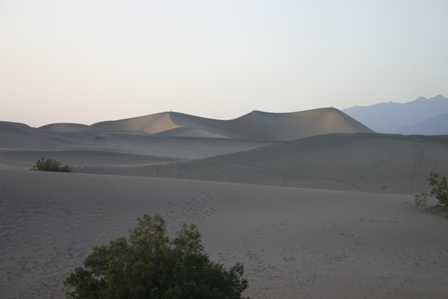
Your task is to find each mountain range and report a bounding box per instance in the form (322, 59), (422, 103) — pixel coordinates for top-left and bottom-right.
(344, 95), (448, 134)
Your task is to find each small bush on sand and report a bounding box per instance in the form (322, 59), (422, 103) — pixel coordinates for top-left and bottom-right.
(415, 172), (448, 210)
(64, 215), (249, 299)
(32, 158), (71, 172)
(428, 172), (448, 208)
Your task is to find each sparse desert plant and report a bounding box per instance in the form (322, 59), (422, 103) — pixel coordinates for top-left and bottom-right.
(64, 215), (249, 299)
(32, 158), (71, 172)
(414, 192), (429, 209)
(428, 172), (448, 208)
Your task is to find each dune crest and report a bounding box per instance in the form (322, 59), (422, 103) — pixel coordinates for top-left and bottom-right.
(223, 107), (372, 141)
(93, 112), (182, 134)
(91, 108), (372, 141)
(2, 108), (372, 144)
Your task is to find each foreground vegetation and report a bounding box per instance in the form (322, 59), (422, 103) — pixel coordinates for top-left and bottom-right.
(32, 158), (71, 172)
(415, 172), (448, 210)
(65, 215), (248, 299)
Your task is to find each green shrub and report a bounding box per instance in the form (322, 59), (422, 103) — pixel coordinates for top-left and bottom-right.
(64, 215), (249, 299)
(32, 158), (71, 172)
(428, 172), (448, 208)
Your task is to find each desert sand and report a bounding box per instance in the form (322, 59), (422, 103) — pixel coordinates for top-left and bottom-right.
(1, 169), (448, 299)
(1, 108), (448, 299)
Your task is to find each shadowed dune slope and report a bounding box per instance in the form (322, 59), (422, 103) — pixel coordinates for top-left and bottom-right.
(39, 123), (93, 133)
(1, 121), (270, 160)
(0, 121), (66, 148)
(0, 135), (268, 161)
(0, 149), (173, 171)
(125, 134), (448, 193)
(1, 170), (448, 299)
(92, 108), (372, 141)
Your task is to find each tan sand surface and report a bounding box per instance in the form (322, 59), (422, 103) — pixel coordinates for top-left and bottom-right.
(1, 169), (447, 299)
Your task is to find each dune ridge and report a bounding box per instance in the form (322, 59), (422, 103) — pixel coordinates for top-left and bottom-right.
(0, 108), (372, 160)
(17, 107), (372, 141)
(221, 108), (372, 141)
(92, 108), (372, 141)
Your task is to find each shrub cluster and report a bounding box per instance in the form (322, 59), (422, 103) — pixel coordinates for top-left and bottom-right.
(428, 172), (448, 208)
(32, 158), (71, 172)
(65, 215), (249, 299)
(415, 172), (448, 209)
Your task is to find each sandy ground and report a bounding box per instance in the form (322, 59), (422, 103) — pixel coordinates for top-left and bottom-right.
(1, 169), (447, 299)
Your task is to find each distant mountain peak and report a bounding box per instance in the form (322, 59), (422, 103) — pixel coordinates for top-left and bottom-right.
(344, 94), (448, 134)
(414, 96), (428, 102)
(430, 94), (446, 101)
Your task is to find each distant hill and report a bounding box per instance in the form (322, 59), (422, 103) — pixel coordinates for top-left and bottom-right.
(344, 95), (448, 134)
(92, 108), (372, 141)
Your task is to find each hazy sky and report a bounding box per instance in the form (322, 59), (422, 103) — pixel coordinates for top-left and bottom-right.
(1, 0), (447, 126)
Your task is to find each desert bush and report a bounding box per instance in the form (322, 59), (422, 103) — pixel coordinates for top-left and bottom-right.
(64, 215), (249, 299)
(428, 172), (448, 208)
(32, 158), (71, 172)
(414, 192), (429, 209)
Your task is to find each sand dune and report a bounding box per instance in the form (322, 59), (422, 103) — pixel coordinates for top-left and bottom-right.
(0, 121), (65, 148)
(93, 111), (233, 138)
(92, 108), (372, 141)
(3, 114), (446, 194)
(1, 169), (447, 299)
(0, 119), (269, 160)
(122, 133), (448, 193)
(0, 108), (371, 163)
(93, 112), (184, 134)
(220, 108), (372, 141)
(39, 123), (93, 133)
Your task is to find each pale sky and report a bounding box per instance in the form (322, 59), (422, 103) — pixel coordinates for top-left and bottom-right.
(1, 0), (447, 126)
